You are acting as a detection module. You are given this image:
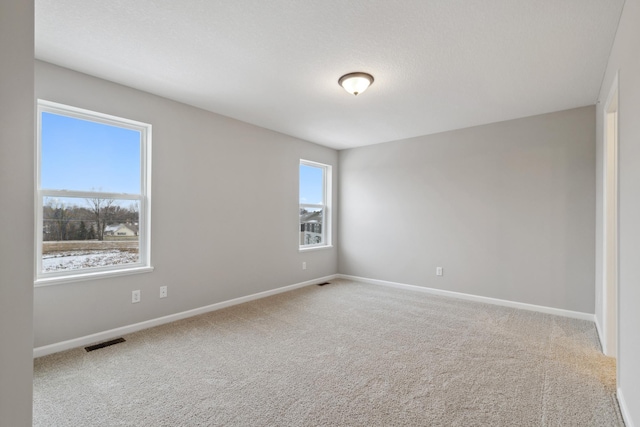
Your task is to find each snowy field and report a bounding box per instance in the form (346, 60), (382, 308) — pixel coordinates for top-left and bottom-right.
(42, 241), (138, 272)
(42, 250), (138, 272)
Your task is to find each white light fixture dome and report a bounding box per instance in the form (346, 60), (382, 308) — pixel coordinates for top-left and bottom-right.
(338, 72), (374, 96)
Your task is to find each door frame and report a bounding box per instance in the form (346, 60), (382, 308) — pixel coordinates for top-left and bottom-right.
(602, 72), (619, 360)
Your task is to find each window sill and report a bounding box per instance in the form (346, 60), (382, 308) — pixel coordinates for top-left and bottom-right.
(34, 266), (154, 287)
(299, 245), (334, 252)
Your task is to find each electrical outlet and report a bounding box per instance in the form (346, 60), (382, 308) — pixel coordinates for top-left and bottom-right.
(160, 286), (168, 298)
(436, 267), (443, 276)
(132, 290), (141, 304)
(302, 262), (307, 270)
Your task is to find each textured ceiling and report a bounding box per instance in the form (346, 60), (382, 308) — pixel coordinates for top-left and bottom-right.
(35, 0), (624, 150)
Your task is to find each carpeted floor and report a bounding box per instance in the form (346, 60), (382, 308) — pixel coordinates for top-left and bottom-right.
(33, 279), (624, 426)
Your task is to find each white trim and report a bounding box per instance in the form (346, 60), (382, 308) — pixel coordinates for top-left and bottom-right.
(594, 315), (605, 351)
(40, 190), (141, 200)
(299, 244), (334, 252)
(33, 274), (337, 358)
(141, 122), (152, 274)
(618, 387), (635, 427)
(38, 99), (149, 130)
(34, 266), (154, 287)
(601, 71), (619, 358)
(337, 274), (595, 321)
(299, 159), (332, 249)
(35, 99), (152, 282)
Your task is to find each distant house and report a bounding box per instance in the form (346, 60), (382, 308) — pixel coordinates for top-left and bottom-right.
(300, 210), (322, 245)
(104, 223), (139, 237)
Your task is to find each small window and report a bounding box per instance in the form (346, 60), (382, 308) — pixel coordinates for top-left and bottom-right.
(299, 160), (331, 249)
(36, 100), (152, 283)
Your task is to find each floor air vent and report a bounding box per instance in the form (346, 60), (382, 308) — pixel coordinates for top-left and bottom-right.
(85, 338), (126, 352)
(317, 282), (330, 286)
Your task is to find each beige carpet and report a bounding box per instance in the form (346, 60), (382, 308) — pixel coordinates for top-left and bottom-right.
(33, 279), (623, 426)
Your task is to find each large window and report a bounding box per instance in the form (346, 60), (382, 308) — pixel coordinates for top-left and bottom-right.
(299, 160), (331, 249)
(36, 100), (152, 284)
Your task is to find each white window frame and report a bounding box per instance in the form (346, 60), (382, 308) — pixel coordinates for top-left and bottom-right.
(299, 159), (332, 251)
(35, 100), (153, 285)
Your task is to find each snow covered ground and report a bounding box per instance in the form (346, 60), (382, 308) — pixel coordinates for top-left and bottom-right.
(42, 250), (138, 272)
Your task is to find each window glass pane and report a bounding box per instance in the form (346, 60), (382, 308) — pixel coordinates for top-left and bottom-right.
(42, 196), (140, 273)
(41, 112), (141, 193)
(299, 164), (324, 204)
(300, 206), (323, 246)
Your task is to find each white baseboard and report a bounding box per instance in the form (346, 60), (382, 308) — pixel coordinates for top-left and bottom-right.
(34, 274), (595, 358)
(618, 388), (635, 427)
(594, 315), (605, 351)
(337, 274), (595, 322)
(34, 274), (337, 358)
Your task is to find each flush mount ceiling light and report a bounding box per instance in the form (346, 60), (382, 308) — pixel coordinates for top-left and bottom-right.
(338, 72), (374, 96)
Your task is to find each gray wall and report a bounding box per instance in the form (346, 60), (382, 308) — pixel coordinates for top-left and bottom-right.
(0, 1), (34, 426)
(339, 106), (595, 313)
(34, 61), (338, 347)
(595, 0), (640, 424)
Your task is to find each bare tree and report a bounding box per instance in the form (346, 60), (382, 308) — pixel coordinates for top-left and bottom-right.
(86, 197), (115, 241)
(46, 199), (72, 241)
